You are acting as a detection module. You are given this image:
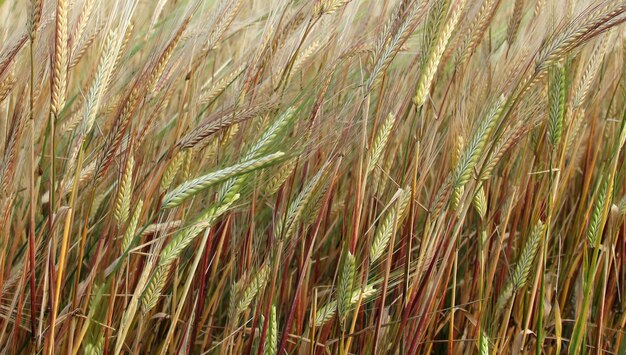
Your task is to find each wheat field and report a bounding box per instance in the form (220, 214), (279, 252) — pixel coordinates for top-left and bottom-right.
(0, 0), (625, 353)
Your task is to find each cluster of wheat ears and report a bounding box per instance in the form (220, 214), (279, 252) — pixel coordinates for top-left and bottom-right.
(0, 0), (625, 353)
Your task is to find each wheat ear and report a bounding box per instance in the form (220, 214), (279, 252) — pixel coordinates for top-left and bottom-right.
(414, 0), (467, 107)
(114, 154), (134, 226)
(337, 251), (355, 327)
(263, 305), (278, 355)
(314, 285), (376, 327)
(236, 264), (270, 316)
(453, 95), (506, 189)
(547, 63), (566, 148)
(496, 221), (545, 312)
(142, 193), (240, 313)
(162, 152), (285, 209)
(51, 0), (68, 116)
(367, 113), (395, 174)
(370, 188), (411, 265)
(121, 200), (143, 253)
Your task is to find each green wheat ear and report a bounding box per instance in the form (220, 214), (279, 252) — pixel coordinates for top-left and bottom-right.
(264, 158), (297, 196)
(314, 285), (377, 327)
(114, 154), (134, 226)
(236, 264), (270, 316)
(587, 176), (611, 246)
(227, 281), (238, 325)
(369, 187), (411, 265)
(217, 106), (297, 205)
(496, 221), (545, 312)
(337, 250), (355, 327)
(264, 305), (278, 355)
(275, 161), (331, 241)
(162, 152), (285, 209)
(121, 199), (143, 252)
(451, 185), (464, 210)
(473, 186), (487, 220)
(413, 0), (449, 107)
(303, 177), (331, 225)
(547, 63), (566, 149)
(367, 113), (395, 174)
(512, 221), (545, 289)
(83, 333), (104, 355)
(414, 0), (467, 107)
(453, 95), (506, 190)
(141, 193), (240, 314)
(478, 328), (490, 355)
(160, 152), (184, 191)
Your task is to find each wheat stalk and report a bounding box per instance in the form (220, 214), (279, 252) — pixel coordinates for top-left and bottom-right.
(367, 1), (425, 91)
(81, 30), (121, 136)
(199, 64), (246, 105)
(0, 72), (16, 103)
(535, 3), (626, 73)
(178, 101), (280, 149)
(146, 16), (191, 94)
